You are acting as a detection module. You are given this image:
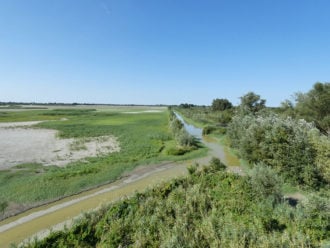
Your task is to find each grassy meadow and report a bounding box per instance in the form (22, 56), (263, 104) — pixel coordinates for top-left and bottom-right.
(0, 106), (206, 216)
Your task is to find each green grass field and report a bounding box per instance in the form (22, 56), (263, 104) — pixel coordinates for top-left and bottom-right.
(0, 106), (207, 215)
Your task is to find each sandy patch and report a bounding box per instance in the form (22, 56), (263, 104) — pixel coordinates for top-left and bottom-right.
(0, 122), (120, 170)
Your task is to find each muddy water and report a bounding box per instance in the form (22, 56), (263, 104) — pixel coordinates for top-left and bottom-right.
(0, 114), (241, 247)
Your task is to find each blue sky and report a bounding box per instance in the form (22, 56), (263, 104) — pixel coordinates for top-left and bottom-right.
(0, 0), (329, 106)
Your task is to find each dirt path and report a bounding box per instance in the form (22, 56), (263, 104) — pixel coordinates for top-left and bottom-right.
(0, 117), (240, 247)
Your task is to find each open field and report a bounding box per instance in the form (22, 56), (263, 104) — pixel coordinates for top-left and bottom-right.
(0, 105), (207, 219)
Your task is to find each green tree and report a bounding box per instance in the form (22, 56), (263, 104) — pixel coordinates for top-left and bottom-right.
(239, 92), (266, 114)
(211, 98), (233, 111)
(295, 82), (330, 132)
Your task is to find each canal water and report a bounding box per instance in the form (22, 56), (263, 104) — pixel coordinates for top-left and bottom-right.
(174, 112), (203, 139)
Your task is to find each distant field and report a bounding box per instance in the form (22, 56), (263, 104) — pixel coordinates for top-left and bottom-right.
(0, 105), (206, 219)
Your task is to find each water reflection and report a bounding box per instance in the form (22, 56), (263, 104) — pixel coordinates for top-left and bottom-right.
(174, 112), (203, 139)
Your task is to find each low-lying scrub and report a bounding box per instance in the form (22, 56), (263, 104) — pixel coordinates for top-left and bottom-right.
(21, 163), (330, 247)
(167, 111), (200, 155)
(227, 113), (329, 189)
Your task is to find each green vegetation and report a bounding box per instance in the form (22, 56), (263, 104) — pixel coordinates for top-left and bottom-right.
(211, 98), (233, 111)
(174, 106), (234, 128)
(0, 109), (62, 122)
(226, 83), (329, 190)
(166, 111), (200, 155)
(285, 82), (330, 132)
(176, 83), (329, 191)
(239, 91), (266, 115)
(0, 201), (8, 217)
(21, 163), (329, 247)
(4, 83), (330, 247)
(227, 113), (328, 189)
(0, 108), (206, 218)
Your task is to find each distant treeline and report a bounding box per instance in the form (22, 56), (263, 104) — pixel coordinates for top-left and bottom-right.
(0, 102), (169, 107)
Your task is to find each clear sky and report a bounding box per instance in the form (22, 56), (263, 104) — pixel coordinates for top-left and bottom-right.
(0, 0), (329, 106)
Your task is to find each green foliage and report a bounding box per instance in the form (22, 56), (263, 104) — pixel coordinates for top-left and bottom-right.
(209, 157), (226, 171)
(165, 146), (191, 156)
(23, 167), (329, 247)
(228, 114), (327, 188)
(295, 82), (330, 132)
(279, 99), (296, 117)
(174, 106), (235, 127)
(296, 190), (330, 242)
(179, 103), (196, 108)
(0, 201), (8, 216)
(176, 129), (197, 147)
(249, 164), (282, 202)
(202, 125), (227, 136)
(309, 130), (330, 184)
(168, 111), (198, 151)
(202, 125), (215, 135)
(239, 91), (266, 114)
(211, 98), (233, 111)
(187, 163), (199, 175)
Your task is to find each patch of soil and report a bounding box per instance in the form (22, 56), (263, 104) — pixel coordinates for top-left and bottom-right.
(0, 122), (120, 170)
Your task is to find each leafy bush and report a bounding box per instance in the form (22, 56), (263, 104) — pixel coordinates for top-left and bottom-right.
(295, 82), (330, 132)
(176, 129), (197, 147)
(165, 146), (189, 156)
(202, 126), (215, 135)
(209, 157), (226, 171)
(168, 111), (198, 150)
(227, 114), (327, 188)
(249, 163), (282, 202)
(211, 98), (233, 111)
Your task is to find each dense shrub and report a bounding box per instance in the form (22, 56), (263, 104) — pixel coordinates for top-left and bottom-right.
(295, 82), (330, 132)
(211, 98), (233, 111)
(24, 163), (329, 248)
(168, 111), (198, 150)
(228, 114), (327, 188)
(174, 107), (235, 127)
(202, 125), (215, 135)
(249, 163), (282, 202)
(209, 157), (226, 171)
